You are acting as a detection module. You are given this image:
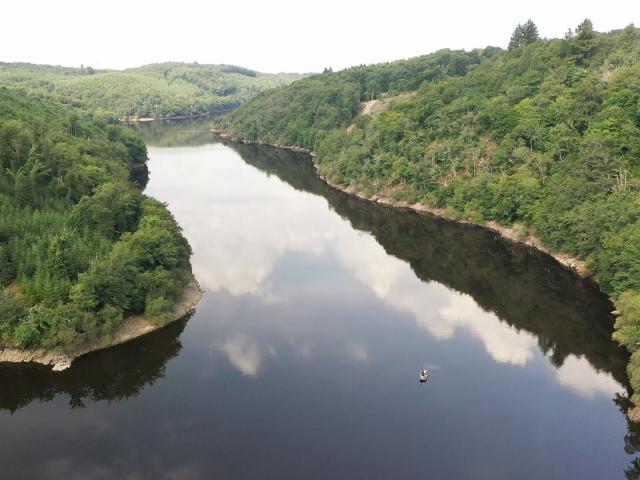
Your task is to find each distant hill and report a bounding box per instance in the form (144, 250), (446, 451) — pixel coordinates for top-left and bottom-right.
(0, 62), (303, 119)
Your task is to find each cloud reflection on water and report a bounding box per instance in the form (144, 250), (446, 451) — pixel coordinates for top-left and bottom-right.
(146, 144), (623, 399)
(215, 334), (264, 377)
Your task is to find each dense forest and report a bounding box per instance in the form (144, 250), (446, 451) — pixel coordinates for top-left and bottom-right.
(0, 88), (192, 351)
(216, 22), (640, 404)
(0, 62), (302, 119)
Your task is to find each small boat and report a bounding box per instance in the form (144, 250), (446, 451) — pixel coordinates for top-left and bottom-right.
(419, 369), (429, 383)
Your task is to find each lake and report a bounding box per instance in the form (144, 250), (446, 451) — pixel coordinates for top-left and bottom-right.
(0, 117), (637, 479)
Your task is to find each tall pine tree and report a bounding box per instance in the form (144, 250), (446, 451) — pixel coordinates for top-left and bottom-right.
(575, 18), (597, 60)
(521, 19), (540, 44)
(509, 19), (539, 49)
(576, 18), (595, 40)
(508, 24), (524, 50)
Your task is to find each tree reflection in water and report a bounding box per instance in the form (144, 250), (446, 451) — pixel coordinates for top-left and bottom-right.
(0, 315), (189, 413)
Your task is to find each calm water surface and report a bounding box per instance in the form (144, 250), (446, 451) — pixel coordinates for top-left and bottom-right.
(0, 118), (637, 479)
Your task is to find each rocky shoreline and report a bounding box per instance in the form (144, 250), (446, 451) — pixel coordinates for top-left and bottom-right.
(211, 130), (591, 277)
(0, 277), (203, 371)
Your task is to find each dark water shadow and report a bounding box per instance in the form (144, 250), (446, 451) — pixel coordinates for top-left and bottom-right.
(0, 315), (190, 413)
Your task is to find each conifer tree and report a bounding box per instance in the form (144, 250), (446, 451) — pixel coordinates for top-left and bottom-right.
(575, 18), (597, 60)
(508, 24), (524, 50)
(0, 245), (14, 286)
(521, 19), (540, 45)
(576, 18), (595, 40)
(509, 20), (539, 50)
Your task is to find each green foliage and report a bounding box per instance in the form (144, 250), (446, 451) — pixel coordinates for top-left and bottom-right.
(0, 62), (302, 119)
(614, 292), (640, 349)
(145, 296), (173, 325)
(0, 244), (14, 285)
(0, 291), (25, 341)
(576, 19), (595, 41)
(614, 291), (640, 404)
(70, 181), (143, 239)
(72, 197), (191, 314)
(218, 23), (640, 399)
(216, 49), (483, 151)
(599, 220), (640, 293)
(0, 89), (192, 351)
(509, 19), (540, 50)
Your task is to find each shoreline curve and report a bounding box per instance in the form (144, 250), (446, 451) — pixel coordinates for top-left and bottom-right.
(0, 276), (203, 371)
(210, 130), (592, 278)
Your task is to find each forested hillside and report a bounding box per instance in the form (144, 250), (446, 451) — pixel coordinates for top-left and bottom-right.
(218, 49), (484, 146)
(0, 62), (302, 119)
(216, 22), (640, 405)
(0, 88), (192, 351)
